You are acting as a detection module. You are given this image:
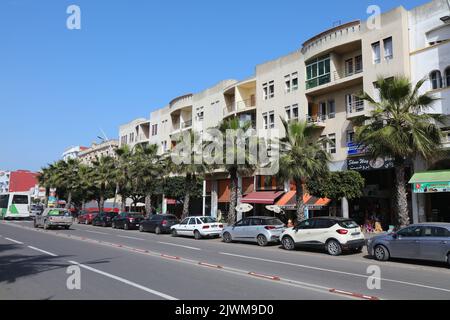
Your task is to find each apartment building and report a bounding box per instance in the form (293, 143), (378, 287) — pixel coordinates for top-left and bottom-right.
(78, 140), (119, 165)
(119, 118), (151, 149)
(119, 0), (450, 224)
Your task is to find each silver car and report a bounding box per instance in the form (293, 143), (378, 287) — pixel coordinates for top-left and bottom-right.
(221, 216), (286, 246)
(367, 223), (450, 266)
(34, 208), (73, 230)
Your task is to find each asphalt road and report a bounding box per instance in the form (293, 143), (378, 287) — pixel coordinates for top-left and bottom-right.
(1, 220), (449, 300)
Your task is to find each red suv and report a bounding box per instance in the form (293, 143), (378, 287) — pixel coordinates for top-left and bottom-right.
(77, 211), (99, 225)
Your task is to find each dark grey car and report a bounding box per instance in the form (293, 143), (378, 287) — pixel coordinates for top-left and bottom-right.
(367, 223), (450, 266)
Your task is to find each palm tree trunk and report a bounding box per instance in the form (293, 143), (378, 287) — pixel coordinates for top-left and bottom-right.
(66, 191), (72, 210)
(145, 194), (152, 217)
(181, 174), (192, 220)
(228, 169), (238, 225)
(121, 196), (126, 212)
(395, 163), (410, 227)
(99, 195), (105, 213)
(295, 179), (306, 222)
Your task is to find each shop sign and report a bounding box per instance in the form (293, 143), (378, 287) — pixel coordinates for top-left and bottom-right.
(413, 182), (450, 193)
(347, 157), (394, 171)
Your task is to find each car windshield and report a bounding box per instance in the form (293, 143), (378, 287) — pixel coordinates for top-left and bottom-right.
(263, 218), (284, 226)
(198, 217), (217, 224)
(165, 216), (177, 221)
(48, 210), (70, 217)
(338, 220), (359, 229)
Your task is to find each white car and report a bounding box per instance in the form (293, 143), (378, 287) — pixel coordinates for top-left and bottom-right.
(280, 217), (365, 256)
(171, 216), (224, 240)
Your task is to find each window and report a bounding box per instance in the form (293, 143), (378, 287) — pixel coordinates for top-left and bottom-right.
(383, 37), (393, 60)
(151, 124), (158, 136)
(285, 104), (299, 122)
(262, 113), (268, 129)
(372, 42), (381, 64)
(445, 67), (450, 87)
(355, 55), (363, 73)
(313, 219), (335, 229)
(285, 72), (298, 93)
(263, 81), (275, 100)
(397, 226), (422, 237)
(269, 111), (275, 129)
(430, 70), (442, 90)
(0, 195), (10, 208)
(306, 55), (331, 89)
(235, 219), (250, 227)
(327, 100), (335, 119)
(345, 58), (354, 76)
(347, 131), (355, 143)
(12, 195), (28, 204)
(346, 94), (364, 113)
(297, 219), (314, 229)
(319, 102), (327, 120)
(328, 134), (336, 154)
(196, 107), (204, 121)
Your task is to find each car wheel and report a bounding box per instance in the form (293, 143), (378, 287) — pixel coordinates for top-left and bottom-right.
(34, 220), (39, 228)
(112, 222), (116, 229)
(155, 226), (162, 235)
(139, 225), (144, 232)
(194, 230), (201, 240)
(374, 245), (390, 261)
(85, 220), (89, 225)
(281, 236), (295, 251)
(124, 223), (129, 230)
(171, 229), (178, 237)
(43, 221), (49, 230)
(64, 226), (70, 230)
(257, 234), (268, 247)
(326, 240), (342, 256)
(222, 232), (232, 243)
(447, 253), (450, 268)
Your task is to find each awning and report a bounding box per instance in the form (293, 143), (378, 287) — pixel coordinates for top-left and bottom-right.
(166, 198), (177, 205)
(276, 191), (331, 210)
(241, 191), (284, 205)
(409, 170), (450, 193)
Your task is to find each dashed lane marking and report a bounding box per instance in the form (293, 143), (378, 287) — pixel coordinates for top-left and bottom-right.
(27, 246), (58, 257)
(157, 241), (201, 251)
(4, 237), (24, 245)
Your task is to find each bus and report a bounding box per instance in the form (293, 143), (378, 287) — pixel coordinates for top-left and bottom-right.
(0, 193), (31, 220)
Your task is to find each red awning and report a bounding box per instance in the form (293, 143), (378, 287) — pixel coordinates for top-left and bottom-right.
(166, 198), (177, 205)
(241, 191), (284, 205)
(276, 191), (331, 210)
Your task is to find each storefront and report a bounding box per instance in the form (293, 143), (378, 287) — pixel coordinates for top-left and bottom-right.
(347, 156), (402, 229)
(275, 191), (331, 221)
(409, 170), (450, 222)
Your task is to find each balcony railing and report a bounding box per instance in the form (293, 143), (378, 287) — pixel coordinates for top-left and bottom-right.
(347, 100), (365, 114)
(306, 68), (363, 90)
(306, 114), (327, 126)
(182, 120), (192, 129)
(223, 98), (256, 117)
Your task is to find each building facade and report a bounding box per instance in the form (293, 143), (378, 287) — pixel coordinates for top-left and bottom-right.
(119, 0), (450, 224)
(78, 140), (119, 165)
(62, 146), (88, 161)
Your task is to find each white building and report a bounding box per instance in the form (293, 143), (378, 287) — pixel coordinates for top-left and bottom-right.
(62, 146), (89, 161)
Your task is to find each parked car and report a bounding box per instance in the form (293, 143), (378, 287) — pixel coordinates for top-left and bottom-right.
(280, 217), (365, 256)
(92, 212), (117, 227)
(221, 216), (285, 246)
(139, 214), (178, 234)
(34, 208), (73, 230)
(367, 223), (450, 266)
(171, 216), (223, 240)
(77, 211), (98, 225)
(30, 204), (44, 217)
(112, 212), (145, 230)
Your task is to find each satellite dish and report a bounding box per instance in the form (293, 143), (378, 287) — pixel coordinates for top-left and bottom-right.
(266, 205), (284, 214)
(236, 203), (253, 213)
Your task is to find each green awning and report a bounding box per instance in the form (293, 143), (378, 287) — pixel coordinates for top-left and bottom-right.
(409, 170), (450, 184)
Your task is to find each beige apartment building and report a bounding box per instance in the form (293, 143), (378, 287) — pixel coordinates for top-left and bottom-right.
(119, 0), (450, 225)
(78, 140), (119, 166)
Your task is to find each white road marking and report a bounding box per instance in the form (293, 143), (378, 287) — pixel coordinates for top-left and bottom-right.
(27, 246), (58, 257)
(81, 230), (108, 235)
(4, 237), (24, 245)
(157, 242), (201, 251)
(117, 235), (145, 241)
(220, 252), (450, 293)
(68, 260), (178, 300)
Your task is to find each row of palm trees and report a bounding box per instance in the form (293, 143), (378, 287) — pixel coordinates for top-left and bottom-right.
(39, 77), (444, 227)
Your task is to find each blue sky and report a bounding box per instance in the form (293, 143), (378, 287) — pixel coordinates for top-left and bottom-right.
(0, 0), (429, 172)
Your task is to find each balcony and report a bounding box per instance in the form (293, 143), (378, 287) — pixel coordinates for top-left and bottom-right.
(223, 98), (256, 118)
(346, 100), (365, 119)
(306, 114), (327, 128)
(305, 69), (363, 97)
(171, 119), (192, 135)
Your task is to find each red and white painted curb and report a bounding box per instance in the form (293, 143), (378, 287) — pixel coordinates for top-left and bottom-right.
(329, 289), (380, 300)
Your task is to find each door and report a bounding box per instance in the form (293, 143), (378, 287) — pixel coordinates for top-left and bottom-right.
(389, 226), (422, 259)
(248, 218), (264, 241)
(308, 219), (335, 245)
(232, 218), (251, 240)
(185, 218), (197, 236)
(176, 218), (190, 235)
(292, 219), (316, 244)
(419, 226), (450, 262)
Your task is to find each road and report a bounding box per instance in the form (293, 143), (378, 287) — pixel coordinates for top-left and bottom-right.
(1, 220), (449, 300)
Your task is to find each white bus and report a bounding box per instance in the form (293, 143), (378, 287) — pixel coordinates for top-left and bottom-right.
(0, 193), (31, 220)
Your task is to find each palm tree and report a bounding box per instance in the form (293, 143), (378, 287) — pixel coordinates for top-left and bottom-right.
(278, 119), (331, 221)
(355, 76), (443, 227)
(211, 118), (256, 225)
(38, 165), (56, 206)
(115, 145), (134, 211)
(134, 144), (161, 216)
(91, 156), (116, 212)
(173, 131), (208, 220)
(52, 159), (81, 209)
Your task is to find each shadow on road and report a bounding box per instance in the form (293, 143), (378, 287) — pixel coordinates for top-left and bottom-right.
(362, 254), (449, 269)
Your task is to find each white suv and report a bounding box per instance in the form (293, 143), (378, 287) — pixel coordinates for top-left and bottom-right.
(280, 217), (365, 256)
